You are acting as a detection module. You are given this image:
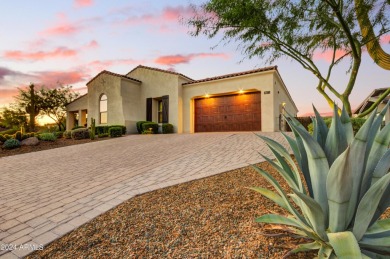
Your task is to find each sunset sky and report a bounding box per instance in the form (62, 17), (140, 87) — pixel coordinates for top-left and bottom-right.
(1, 0), (389, 119)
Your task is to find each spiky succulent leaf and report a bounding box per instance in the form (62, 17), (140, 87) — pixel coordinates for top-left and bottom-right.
(318, 244), (334, 259)
(249, 187), (288, 210)
(361, 111), (390, 197)
(359, 235), (390, 253)
(364, 218), (390, 238)
(327, 231), (363, 258)
(255, 214), (304, 229)
(258, 135), (303, 190)
(286, 241), (321, 255)
(287, 121), (329, 220)
(361, 249), (390, 258)
(251, 165), (309, 227)
(313, 105), (329, 149)
(290, 190), (327, 240)
(347, 110), (376, 226)
(353, 173), (390, 241)
(371, 149), (390, 186)
(340, 105), (354, 145)
(282, 131), (313, 197)
(327, 147), (353, 232)
(324, 104), (348, 166)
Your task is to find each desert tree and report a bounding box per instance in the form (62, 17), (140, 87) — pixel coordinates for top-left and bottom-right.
(187, 0), (389, 116)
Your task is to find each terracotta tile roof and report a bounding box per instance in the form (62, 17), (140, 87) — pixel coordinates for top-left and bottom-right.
(87, 70), (142, 85)
(127, 65), (193, 81)
(182, 66), (277, 85)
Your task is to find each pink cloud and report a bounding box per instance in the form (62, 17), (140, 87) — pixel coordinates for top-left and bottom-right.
(42, 23), (80, 36)
(380, 34), (390, 44)
(0, 88), (20, 104)
(4, 47), (77, 61)
(86, 40), (99, 48)
(34, 70), (89, 87)
(155, 53), (229, 66)
(119, 5), (195, 32)
(74, 0), (93, 8)
(313, 49), (348, 62)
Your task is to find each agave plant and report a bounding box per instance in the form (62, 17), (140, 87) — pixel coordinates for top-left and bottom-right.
(251, 103), (390, 258)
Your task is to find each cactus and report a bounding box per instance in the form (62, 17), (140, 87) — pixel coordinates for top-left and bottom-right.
(90, 117), (96, 140)
(25, 84), (40, 132)
(15, 131), (22, 141)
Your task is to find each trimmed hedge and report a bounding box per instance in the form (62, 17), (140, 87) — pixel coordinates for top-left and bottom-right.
(108, 127), (122, 138)
(98, 133), (109, 138)
(71, 128), (90, 140)
(95, 125), (126, 135)
(38, 133), (57, 141)
(162, 123), (174, 134)
(142, 122), (159, 134)
(55, 131), (64, 139)
(136, 121), (151, 134)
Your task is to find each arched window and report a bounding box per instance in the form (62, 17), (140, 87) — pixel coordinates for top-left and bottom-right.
(100, 94), (107, 124)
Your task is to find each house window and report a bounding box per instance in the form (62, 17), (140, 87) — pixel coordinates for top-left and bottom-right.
(100, 94), (107, 124)
(158, 100), (163, 123)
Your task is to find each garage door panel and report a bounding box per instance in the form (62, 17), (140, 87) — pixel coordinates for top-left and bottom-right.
(195, 92), (261, 132)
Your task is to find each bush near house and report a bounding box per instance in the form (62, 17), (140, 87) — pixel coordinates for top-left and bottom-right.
(95, 125), (126, 135)
(142, 122), (159, 134)
(2, 139), (20, 149)
(71, 128), (90, 140)
(108, 127), (122, 138)
(98, 133), (109, 138)
(162, 123), (174, 134)
(38, 133), (57, 141)
(136, 121), (151, 134)
(72, 126), (85, 130)
(0, 134), (6, 143)
(63, 131), (72, 139)
(14, 131), (22, 141)
(55, 131), (64, 139)
(4, 134), (12, 140)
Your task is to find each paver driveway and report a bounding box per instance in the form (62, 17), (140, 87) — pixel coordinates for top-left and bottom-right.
(0, 132), (291, 258)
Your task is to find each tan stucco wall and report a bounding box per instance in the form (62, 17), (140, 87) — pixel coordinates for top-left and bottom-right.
(273, 72), (299, 130)
(182, 71), (277, 133)
(66, 94), (88, 130)
(127, 68), (191, 133)
(121, 79), (142, 133)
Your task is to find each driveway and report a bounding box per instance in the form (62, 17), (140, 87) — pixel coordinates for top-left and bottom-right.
(0, 132), (291, 258)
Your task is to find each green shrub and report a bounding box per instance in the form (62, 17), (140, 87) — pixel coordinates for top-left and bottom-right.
(162, 123), (174, 134)
(252, 104), (390, 258)
(0, 134), (6, 142)
(136, 121), (150, 134)
(95, 125), (110, 135)
(54, 131), (64, 139)
(4, 134), (12, 140)
(71, 128), (90, 140)
(2, 139), (20, 149)
(98, 133), (109, 138)
(0, 128), (17, 135)
(108, 127), (122, 138)
(90, 118), (96, 140)
(142, 122), (158, 134)
(71, 125), (85, 130)
(110, 125), (126, 135)
(14, 131), (22, 141)
(141, 129), (153, 134)
(63, 131), (72, 139)
(21, 134), (29, 141)
(38, 133), (56, 141)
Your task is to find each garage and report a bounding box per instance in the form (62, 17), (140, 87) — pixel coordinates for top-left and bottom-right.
(195, 92), (261, 132)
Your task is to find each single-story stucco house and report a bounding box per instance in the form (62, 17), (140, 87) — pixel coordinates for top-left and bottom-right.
(66, 65), (298, 133)
(353, 87), (390, 125)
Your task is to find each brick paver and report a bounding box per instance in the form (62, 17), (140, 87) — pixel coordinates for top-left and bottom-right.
(0, 132), (291, 258)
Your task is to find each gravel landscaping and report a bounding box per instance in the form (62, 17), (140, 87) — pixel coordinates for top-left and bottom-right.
(26, 160), (389, 259)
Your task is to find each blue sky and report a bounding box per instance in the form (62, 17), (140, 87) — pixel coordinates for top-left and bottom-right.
(0, 0), (389, 117)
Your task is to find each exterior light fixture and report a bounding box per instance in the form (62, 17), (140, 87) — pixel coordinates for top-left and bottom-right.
(238, 89), (244, 94)
(204, 93), (210, 98)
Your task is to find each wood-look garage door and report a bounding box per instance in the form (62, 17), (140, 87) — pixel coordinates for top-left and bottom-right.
(195, 92), (261, 132)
